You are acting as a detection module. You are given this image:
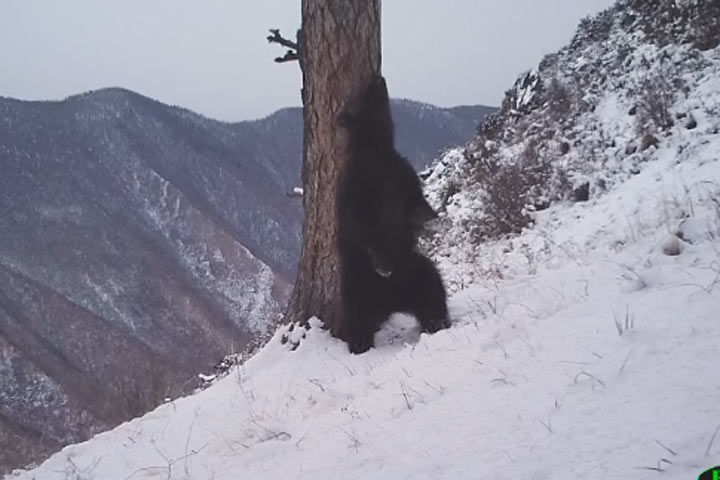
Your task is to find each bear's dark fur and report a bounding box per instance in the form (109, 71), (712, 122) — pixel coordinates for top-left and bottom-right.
(336, 75), (450, 354)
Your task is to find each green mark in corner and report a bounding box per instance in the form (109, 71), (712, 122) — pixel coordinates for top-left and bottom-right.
(698, 466), (720, 480)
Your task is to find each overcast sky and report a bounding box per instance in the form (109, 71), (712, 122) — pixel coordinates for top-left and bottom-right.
(0, 1), (614, 121)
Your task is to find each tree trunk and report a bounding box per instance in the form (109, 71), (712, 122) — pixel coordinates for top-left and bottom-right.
(284, 0), (381, 330)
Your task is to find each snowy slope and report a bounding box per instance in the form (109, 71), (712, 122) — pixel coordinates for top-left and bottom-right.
(8, 1), (720, 479)
(6, 186), (720, 479)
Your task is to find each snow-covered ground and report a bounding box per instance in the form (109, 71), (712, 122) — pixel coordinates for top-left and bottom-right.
(8, 131), (720, 478)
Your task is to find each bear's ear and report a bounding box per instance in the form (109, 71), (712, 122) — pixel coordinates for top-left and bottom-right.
(361, 76), (391, 118)
(363, 75), (389, 104)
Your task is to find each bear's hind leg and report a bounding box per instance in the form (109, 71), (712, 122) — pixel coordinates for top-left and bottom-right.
(415, 296), (450, 334)
(402, 254), (450, 334)
(339, 310), (386, 354)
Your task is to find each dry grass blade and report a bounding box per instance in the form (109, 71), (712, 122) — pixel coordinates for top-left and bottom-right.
(706, 423), (720, 456)
(654, 439), (677, 456)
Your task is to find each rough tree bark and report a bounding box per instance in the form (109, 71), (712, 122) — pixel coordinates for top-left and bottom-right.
(283, 0), (381, 330)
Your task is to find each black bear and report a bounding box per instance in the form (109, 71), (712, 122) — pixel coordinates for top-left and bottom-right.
(336, 75), (450, 354)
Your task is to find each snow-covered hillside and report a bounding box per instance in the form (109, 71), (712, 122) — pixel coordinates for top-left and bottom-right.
(423, 0), (720, 290)
(7, 181), (720, 479)
(8, 0), (720, 478)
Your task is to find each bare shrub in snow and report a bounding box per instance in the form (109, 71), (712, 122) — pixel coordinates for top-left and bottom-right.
(688, 0), (720, 50)
(635, 75), (675, 136)
(576, 10), (614, 45)
(470, 140), (554, 238)
(544, 78), (574, 122)
(628, 0), (720, 50)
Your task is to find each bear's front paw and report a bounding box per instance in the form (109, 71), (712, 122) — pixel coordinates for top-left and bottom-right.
(421, 317), (451, 334)
(346, 331), (375, 354)
(368, 249), (392, 278)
